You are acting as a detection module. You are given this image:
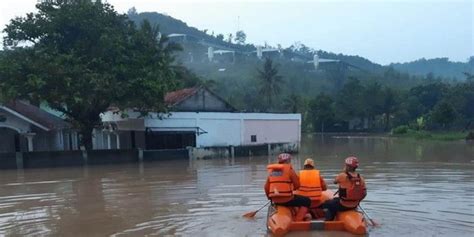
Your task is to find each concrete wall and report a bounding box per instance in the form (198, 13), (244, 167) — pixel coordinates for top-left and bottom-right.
(243, 120), (300, 145)
(143, 149), (189, 161)
(23, 150), (84, 168)
(196, 118), (241, 147)
(234, 144), (268, 156)
(0, 149), (190, 169)
(0, 142), (297, 169)
(188, 143), (298, 159)
(88, 149), (138, 165)
(0, 152), (18, 169)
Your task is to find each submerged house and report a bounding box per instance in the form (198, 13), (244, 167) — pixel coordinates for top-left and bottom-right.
(98, 86), (301, 151)
(0, 101), (78, 153)
(0, 87), (301, 155)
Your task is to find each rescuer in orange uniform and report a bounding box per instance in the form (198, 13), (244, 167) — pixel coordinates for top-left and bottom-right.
(321, 156), (367, 221)
(295, 158), (327, 208)
(264, 153), (311, 221)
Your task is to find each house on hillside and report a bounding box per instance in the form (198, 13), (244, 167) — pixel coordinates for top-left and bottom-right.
(0, 101), (78, 153)
(97, 86), (301, 151)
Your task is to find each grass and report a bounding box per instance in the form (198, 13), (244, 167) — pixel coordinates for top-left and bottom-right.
(391, 129), (468, 141)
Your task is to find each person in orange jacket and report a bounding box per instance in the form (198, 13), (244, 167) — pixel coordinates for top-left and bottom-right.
(321, 156), (367, 221)
(264, 153), (311, 221)
(295, 158), (327, 208)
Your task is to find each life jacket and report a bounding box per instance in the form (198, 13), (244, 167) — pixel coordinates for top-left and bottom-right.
(295, 169), (322, 202)
(338, 172), (367, 202)
(267, 164), (294, 204)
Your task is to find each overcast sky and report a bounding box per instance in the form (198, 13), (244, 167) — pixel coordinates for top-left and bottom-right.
(1, 0), (472, 65)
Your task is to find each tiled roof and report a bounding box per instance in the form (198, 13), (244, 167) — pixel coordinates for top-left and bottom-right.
(4, 101), (70, 131)
(106, 86), (237, 112)
(164, 87), (200, 106)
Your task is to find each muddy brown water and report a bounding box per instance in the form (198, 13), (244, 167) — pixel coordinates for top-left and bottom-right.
(0, 134), (473, 236)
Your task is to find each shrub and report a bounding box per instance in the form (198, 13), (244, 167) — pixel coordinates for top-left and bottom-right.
(392, 125), (409, 134)
(466, 131), (474, 140)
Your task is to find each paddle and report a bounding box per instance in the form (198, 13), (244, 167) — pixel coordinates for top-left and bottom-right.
(243, 201), (271, 218)
(358, 204), (379, 227)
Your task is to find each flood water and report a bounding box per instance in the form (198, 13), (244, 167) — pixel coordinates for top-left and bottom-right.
(0, 134), (473, 236)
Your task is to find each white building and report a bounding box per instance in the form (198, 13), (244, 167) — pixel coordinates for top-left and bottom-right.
(98, 87), (301, 151)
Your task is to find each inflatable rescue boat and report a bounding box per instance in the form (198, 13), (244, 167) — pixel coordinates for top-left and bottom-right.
(266, 190), (367, 236)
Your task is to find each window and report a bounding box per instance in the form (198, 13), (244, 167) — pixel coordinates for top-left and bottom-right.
(251, 135), (257, 142)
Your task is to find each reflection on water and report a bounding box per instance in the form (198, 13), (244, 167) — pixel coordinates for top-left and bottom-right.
(0, 134), (473, 236)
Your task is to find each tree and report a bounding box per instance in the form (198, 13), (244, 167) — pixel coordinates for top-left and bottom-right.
(335, 77), (364, 121)
(443, 81), (474, 130)
(235, 30), (247, 44)
(381, 87), (399, 131)
(216, 34), (224, 41)
(426, 72), (435, 81)
(362, 82), (384, 128)
(283, 93), (302, 113)
(256, 58), (283, 110)
(127, 7), (137, 16)
(309, 93), (335, 133)
(409, 83), (447, 113)
(431, 101), (457, 128)
(227, 33), (233, 43)
(464, 72), (474, 81)
(174, 66), (201, 88)
(0, 1), (181, 149)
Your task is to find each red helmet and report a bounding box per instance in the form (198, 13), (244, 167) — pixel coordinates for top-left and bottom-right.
(277, 153), (292, 163)
(345, 156), (359, 168)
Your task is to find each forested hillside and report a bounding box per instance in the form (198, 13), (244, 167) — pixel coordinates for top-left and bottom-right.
(127, 10), (474, 133)
(391, 57), (474, 80)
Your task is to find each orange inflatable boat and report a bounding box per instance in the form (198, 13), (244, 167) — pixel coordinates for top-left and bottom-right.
(266, 190), (367, 236)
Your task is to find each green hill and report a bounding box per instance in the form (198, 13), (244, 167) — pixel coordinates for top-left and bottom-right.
(128, 11), (386, 74)
(390, 57), (474, 80)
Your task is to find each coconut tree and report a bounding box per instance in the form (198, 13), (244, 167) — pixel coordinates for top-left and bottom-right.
(257, 58), (283, 111)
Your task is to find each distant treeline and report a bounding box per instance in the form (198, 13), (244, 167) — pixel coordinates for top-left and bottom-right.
(306, 76), (474, 133)
(391, 57), (474, 81)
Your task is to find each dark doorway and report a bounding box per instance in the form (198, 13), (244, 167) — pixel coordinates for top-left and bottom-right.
(145, 130), (196, 150)
(14, 133), (20, 152)
(0, 127), (21, 153)
(130, 131), (136, 149)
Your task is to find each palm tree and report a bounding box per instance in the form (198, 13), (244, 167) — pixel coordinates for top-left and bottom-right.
(283, 93), (302, 113)
(257, 58), (283, 111)
(464, 72), (474, 81)
(381, 87), (398, 131)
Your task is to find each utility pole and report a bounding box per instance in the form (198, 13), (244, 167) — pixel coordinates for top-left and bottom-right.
(237, 16), (240, 31)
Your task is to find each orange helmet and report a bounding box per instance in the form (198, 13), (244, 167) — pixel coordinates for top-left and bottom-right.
(277, 153), (292, 163)
(345, 156), (359, 168)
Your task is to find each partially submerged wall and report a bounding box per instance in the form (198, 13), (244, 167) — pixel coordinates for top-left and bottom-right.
(189, 142), (298, 159)
(0, 142), (297, 169)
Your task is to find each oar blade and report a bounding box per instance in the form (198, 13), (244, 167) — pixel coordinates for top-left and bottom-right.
(242, 211), (258, 218)
(364, 217), (379, 227)
(370, 219), (380, 227)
